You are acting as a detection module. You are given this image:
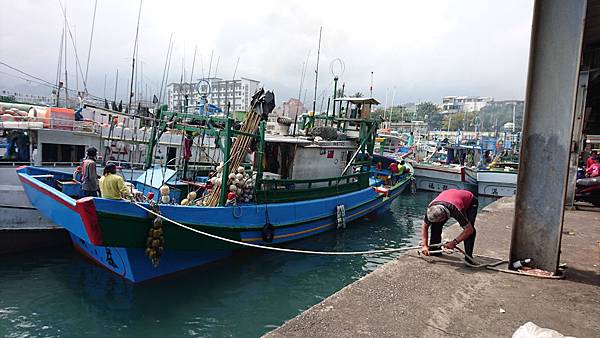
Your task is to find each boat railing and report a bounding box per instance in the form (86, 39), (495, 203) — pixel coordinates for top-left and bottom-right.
(0, 116), (102, 135)
(255, 172), (370, 203)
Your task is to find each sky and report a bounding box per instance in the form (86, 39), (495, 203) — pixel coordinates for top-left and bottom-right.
(0, 0), (534, 106)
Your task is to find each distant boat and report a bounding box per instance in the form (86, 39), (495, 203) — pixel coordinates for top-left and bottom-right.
(410, 162), (473, 193)
(465, 166), (518, 197)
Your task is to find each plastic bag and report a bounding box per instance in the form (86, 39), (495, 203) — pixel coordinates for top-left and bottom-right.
(512, 322), (568, 338)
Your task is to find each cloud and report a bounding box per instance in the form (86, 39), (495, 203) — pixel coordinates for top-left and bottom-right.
(0, 0), (533, 105)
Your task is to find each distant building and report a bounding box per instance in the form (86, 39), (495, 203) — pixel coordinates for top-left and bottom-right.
(403, 102), (417, 115)
(486, 99), (524, 109)
(167, 77), (260, 112)
(441, 96), (494, 114)
(273, 98), (308, 118)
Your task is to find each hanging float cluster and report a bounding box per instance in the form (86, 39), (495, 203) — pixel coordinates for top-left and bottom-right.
(204, 164), (255, 206)
(145, 204), (165, 267)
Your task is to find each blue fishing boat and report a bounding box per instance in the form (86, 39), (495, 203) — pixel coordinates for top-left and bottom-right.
(17, 93), (413, 282)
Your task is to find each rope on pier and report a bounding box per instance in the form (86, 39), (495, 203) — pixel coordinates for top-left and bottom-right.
(130, 201), (433, 256)
(419, 246), (565, 279)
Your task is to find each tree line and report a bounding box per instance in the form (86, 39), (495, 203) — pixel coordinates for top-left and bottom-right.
(374, 101), (523, 132)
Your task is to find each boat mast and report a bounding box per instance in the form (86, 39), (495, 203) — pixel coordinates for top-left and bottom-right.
(369, 71), (374, 97)
(55, 27), (64, 107)
(113, 69), (119, 103)
(188, 44), (197, 112)
(292, 51), (310, 136)
(63, 20), (69, 107)
(84, 0), (98, 88)
(128, 0), (143, 115)
(390, 88), (396, 123)
(158, 34), (173, 105)
(384, 88), (388, 123)
(232, 56), (240, 115)
(75, 26), (79, 95)
(512, 104), (516, 132)
(312, 27), (322, 115)
(148, 34), (174, 169)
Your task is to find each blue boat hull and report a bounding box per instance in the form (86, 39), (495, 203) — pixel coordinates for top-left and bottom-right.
(17, 166), (411, 282)
(70, 233), (231, 282)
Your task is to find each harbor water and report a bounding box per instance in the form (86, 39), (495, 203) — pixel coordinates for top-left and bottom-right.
(0, 191), (494, 337)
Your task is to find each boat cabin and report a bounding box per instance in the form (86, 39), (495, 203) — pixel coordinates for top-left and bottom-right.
(261, 135), (356, 184)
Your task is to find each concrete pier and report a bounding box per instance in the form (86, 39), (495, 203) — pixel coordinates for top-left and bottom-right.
(0, 167), (68, 254)
(265, 198), (600, 337)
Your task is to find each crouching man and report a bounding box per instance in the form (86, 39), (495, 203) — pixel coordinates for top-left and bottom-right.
(421, 189), (478, 264)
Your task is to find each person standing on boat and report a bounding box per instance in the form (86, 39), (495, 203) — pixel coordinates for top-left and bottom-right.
(99, 163), (132, 200)
(420, 189), (478, 264)
(407, 132), (415, 147)
(81, 147), (99, 197)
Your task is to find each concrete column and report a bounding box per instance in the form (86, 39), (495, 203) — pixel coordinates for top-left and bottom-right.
(510, 0), (587, 273)
(565, 71), (589, 207)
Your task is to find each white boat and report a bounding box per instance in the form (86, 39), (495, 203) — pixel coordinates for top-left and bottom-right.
(411, 161), (475, 193)
(464, 166), (518, 197)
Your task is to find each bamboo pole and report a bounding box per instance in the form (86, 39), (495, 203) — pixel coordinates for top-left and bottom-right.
(204, 109), (262, 207)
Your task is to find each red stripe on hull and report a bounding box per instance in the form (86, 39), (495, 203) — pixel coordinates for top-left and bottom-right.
(77, 197), (104, 246)
(18, 175), (77, 211)
(19, 174), (104, 246)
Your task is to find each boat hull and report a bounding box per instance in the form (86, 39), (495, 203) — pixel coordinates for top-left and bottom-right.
(69, 233), (231, 282)
(17, 166), (411, 282)
(465, 168), (518, 197)
(412, 163), (475, 193)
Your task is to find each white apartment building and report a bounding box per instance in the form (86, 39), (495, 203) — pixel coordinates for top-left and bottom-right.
(441, 96), (494, 114)
(167, 77), (260, 113)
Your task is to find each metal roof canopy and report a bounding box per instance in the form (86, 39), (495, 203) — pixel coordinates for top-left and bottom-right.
(334, 97), (380, 105)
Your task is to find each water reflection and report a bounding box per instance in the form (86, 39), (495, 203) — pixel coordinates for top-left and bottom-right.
(0, 191), (493, 337)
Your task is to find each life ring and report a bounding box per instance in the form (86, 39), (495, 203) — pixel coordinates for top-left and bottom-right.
(262, 222), (274, 242)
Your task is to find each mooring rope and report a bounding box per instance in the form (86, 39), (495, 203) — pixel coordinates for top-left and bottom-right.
(420, 246), (565, 279)
(130, 201), (437, 256)
(129, 201), (565, 279)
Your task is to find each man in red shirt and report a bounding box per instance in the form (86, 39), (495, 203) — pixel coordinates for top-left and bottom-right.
(421, 189), (478, 264)
(587, 151), (598, 170)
